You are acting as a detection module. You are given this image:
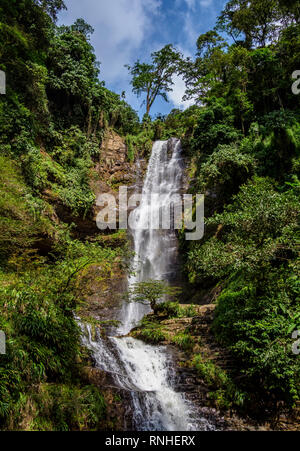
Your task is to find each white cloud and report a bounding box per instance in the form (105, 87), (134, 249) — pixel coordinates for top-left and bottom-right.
(183, 0), (196, 10)
(182, 0), (213, 9)
(168, 75), (194, 110)
(59, 0), (212, 114)
(199, 0), (213, 7)
(60, 0), (161, 82)
(183, 11), (199, 46)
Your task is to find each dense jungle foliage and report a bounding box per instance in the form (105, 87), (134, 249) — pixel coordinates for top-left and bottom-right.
(0, 0), (136, 430)
(147, 0), (300, 412)
(0, 0), (299, 430)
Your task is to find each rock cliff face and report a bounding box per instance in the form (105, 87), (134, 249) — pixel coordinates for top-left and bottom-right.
(96, 130), (137, 186)
(92, 130), (146, 230)
(46, 129), (146, 238)
(80, 129), (144, 318)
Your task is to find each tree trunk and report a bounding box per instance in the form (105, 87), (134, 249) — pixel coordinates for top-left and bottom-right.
(146, 87), (150, 115)
(150, 300), (157, 313)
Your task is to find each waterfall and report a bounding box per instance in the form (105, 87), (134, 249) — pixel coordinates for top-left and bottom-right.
(119, 139), (183, 335)
(81, 139), (215, 431)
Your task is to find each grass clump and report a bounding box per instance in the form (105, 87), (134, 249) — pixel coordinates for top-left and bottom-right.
(171, 332), (195, 351)
(155, 301), (198, 319)
(192, 354), (246, 410)
(132, 318), (167, 344)
(23, 384), (106, 431)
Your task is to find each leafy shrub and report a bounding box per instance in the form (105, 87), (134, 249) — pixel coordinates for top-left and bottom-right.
(125, 131), (153, 160)
(191, 97), (241, 159)
(155, 301), (182, 318)
(0, 155), (54, 260)
(155, 301), (198, 318)
(55, 160), (95, 216)
(244, 117), (300, 180)
(29, 384), (106, 431)
(187, 177), (299, 282)
(213, 264), (300, 406)
(138, 327), (166, 344)
(195, 144), (255, 212)
(132, 317), (167, 344)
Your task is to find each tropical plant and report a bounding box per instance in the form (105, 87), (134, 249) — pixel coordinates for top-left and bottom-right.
(127, 280), (181, 314)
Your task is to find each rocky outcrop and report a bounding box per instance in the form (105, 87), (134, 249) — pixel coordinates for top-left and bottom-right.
(93, 130), (135, 195)
(88, 130), (145, 234)
(43, 129), (147, 238)
(79, 260), (127, 324)
(81, 365), (133, 431)
(93, 130), (146, 199)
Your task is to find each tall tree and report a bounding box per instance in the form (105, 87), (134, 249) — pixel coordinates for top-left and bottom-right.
(33, 0), (66, 21)
(216, 0), (284, 48)
(278, 0), (300, 24)
(126, 44), (181, 115)
(180, 31), (227, 102)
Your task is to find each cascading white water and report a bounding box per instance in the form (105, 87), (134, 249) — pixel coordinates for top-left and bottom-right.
(81, 139), (215, 431)
(119, 139), (183, 335)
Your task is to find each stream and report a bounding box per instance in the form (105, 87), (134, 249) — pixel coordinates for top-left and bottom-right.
(81, 139), (215, 431)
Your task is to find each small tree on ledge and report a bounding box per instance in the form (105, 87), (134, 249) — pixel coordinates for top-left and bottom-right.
(128, 280), (181, 314)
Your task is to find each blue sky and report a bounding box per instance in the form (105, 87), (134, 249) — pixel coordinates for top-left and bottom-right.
(58, 0), (226, 118)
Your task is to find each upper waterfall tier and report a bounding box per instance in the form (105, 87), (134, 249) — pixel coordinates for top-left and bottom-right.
(118, 139), (184, 335)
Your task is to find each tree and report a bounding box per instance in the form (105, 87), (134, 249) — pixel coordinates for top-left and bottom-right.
(278, 0), (300, 24)
(70, 18), (94, 40)
(34, 0), (66, 21)
(128, 280), (181, 314)
(126, 44), (181, 115)
(47, 23), (99, 130)
(216, 0), (288, 48)
(180, 31), (227, 102)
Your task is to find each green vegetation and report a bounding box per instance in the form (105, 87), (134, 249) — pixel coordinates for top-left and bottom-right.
(155, 301), (198, 319)
(174, 0), (299, 411)
(135, 325), (167, 345)
(131, 317), (167, 344)
(127, 280), (181, 315)
(192, 355), (245, 410)
(129, 0), (300, 413)
(19, 384), (106, 431)
(0, 0), (299, 429)
(171, 332), (195, 351)
(0, 235), (123, 429)
(0, 0), (139, 217)
(0, 0), (134, 430)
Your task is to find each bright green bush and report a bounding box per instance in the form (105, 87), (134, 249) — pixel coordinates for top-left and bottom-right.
(171, 332), (195, 351)
(132, 317), (167, 344)
(138, 327), (167, 344)
(187, 177), (299, 282)
(213, 264), (300, 406)
(155, 301), (182, 318)
(191, 97), (242, 159)
(155, 301), (198, 318)
(29, 384), (106, 431)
